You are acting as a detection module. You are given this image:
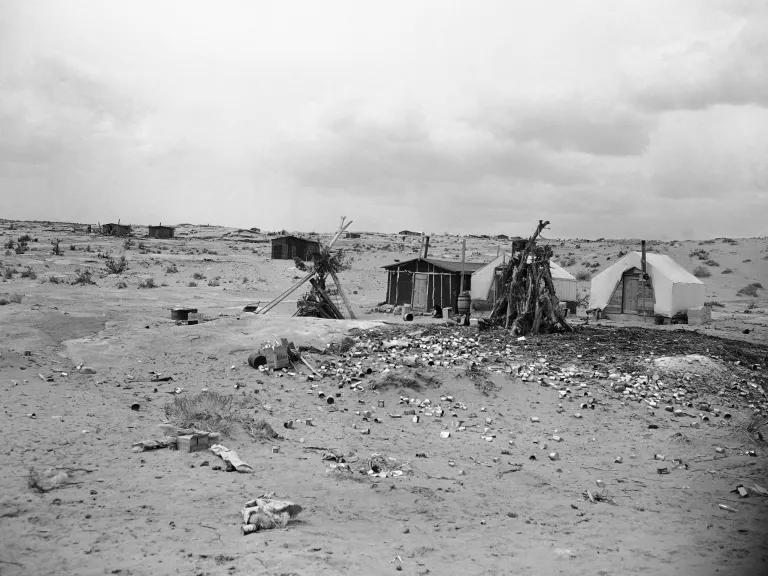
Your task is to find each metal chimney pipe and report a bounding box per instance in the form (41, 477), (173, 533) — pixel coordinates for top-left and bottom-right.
(641, 240), (647, 277)
(423, 236), (430, 259)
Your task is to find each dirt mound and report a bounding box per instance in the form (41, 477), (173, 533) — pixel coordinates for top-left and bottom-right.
(369, 368), (442, 391)
(653, 354), (727, 377)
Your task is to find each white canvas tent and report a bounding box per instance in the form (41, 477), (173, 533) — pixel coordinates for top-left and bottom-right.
(471, 254), (577, 303)
(589, 252), (704, 318)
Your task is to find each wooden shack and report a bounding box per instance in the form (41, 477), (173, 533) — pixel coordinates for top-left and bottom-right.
(148, 225), (175, 239)
(270, 235), (321, 261)
(382, 257), (485, 312)
(101, 223), (132, 236)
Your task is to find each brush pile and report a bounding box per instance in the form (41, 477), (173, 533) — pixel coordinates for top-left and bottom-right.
(488, 220), (572, 335)
(296, 245), (351, 319)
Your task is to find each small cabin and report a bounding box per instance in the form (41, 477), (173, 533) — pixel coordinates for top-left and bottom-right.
(382, 257), (485, 312)
(270, 235), (321, 261)
(148, 225), (175, 239)
(101, 223), (132, 236)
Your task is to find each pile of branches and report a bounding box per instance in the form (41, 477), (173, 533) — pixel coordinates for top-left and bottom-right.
(295, 247), (352, 319)
(488, 220), (571, 335)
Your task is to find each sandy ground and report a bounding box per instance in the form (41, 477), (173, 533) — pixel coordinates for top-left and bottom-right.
(1, 220), (767, 576)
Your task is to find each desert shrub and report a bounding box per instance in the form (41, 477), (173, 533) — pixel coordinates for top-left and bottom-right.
(48, 275), (61, 284)
(51, 239), (62, 255)
(20, 267), (36, 279)
(705, 300), (725, 308)
(70, 244), (76, 251)
(137, 241), (147, 252)
(242, 276), (249, 283)
(123, 238), (134, 250)
(116, 280), (127, 289)
(575, 270), (591, 281)
(72, 268), (95, 285)
(692, 266), (711, 278)
(187, 281), (197, 287)
(560, 256), (577, 267)
(590, 261), (601, 269)
(239, 416), (280, 441)
(736, 283), (762, 297)
(17, 234), (32, 243)
(192, 272), (206, 280)
(617, 250), (626, 258)
(0, 293), (23, 305)
(207, 276), (221, 287)
(165, 263), (178, 273)
(689, 249), (710, 260)
(721, 268), (733, 274)
(85, 245), (92, 252)
(164, 390), (234, 435)
(704, 259), (719, 267)
(3, 239), (13, 250)
(3, 267), (15, 279)
(743, 259), (751, 263)
(105, 255), (128, 274)
(138, 277), (156, 289)
(722, 238), (739, 245)
(14, 241), (27, 254)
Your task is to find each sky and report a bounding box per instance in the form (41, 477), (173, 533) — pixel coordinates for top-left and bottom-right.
(0, 0), (766, 239)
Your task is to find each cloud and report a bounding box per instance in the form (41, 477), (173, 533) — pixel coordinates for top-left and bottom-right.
(0, 55), (148, 170)
(473, 101), (651, 156)
(633, 6), (768, 111)
(281, 108), (596, 193)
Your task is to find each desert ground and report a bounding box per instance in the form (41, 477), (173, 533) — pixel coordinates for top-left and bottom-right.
(1, 219), (767, 576)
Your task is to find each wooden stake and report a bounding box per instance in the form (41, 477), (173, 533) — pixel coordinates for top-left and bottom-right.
(329, 269), (357, 319)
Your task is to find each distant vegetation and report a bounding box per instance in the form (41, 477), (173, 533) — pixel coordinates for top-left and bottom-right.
(737, 283), (763, 297)
(693, 266), (711, 278)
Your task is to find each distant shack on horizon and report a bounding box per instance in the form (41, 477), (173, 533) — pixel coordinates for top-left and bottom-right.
(101, 222), (132, 237)
(148, 224), (175, 239)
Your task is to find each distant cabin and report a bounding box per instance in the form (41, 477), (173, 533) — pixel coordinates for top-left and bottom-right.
(271, 235), (321, 261)
(382, 257), (485, 312)
(101, 223), (132, 236)
(345, 232), (361, 239)
(148, 225), (175, 239)
(398, 230), (420, 236)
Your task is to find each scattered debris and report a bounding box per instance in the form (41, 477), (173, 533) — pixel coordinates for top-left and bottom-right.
(210, 444), (254, 473)
(241, 495), (302, 534)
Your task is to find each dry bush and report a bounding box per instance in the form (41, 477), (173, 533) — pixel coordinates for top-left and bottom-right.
(165, 263), (178, 273)
(187, 281), (197, 287)
(72, 268), (95, 285)
(704, 259), (719, 267)
(192, 272), (206, 280)
(737, 283), (762, 297)
(116, 280), (127, 289)
(105, 255), (128, 274)
(20, 267), (36, 279)
(207, 276), (221, 286)
(0, 293), (23, 305)
(239, 416), (280, 442)
(693, 266), (711, 278)
(164, 390), (235, 435)
(575, 270), (591, 281)
(48, 275), (62, 284)
(721, 268), (733, 274)
(138, 277), (156, 289)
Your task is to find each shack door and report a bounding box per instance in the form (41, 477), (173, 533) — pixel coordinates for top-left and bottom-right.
(622, 272), (639, 313)
(412, 273), (428, 310)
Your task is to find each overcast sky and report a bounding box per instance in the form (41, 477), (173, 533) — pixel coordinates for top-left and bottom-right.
(1, 0), (766, 239)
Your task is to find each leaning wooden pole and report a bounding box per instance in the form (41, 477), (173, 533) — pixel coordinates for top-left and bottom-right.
(329, 270), (356, 319)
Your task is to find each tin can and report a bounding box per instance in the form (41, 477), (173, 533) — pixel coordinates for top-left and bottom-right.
(272, 446), (280, 454)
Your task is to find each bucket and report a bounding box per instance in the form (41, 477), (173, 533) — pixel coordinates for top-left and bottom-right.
(401, 304), (412, 319)
(457, 292), (471, 315)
